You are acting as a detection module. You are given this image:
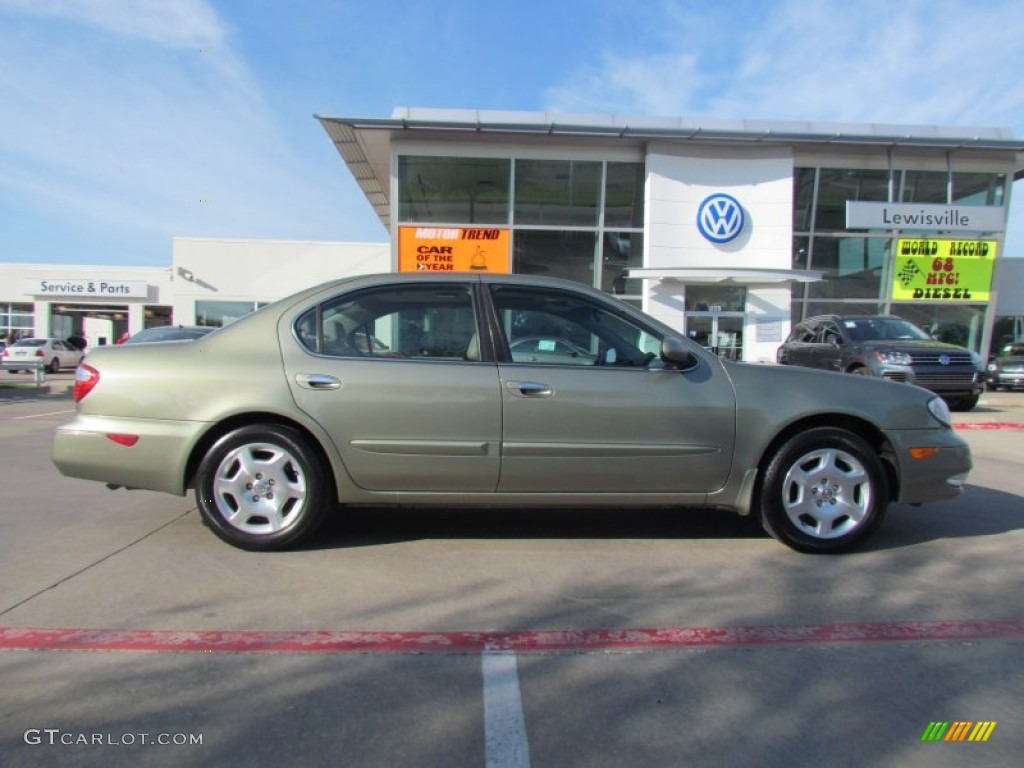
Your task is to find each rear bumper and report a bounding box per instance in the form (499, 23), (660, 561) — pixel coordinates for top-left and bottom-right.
(52, 414), (205, 496)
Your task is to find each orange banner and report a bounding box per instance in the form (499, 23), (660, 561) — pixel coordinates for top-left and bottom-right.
(398, 226), (511, 273)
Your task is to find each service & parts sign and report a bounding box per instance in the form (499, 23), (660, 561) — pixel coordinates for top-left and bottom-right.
(892, 238), (996, 301)
(398, 227), (511, 273)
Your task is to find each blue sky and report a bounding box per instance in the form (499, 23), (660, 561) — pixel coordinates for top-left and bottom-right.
(2, 0), (1024, 266)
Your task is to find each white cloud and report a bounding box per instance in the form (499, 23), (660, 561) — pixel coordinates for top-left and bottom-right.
(0, 0), (225, 47)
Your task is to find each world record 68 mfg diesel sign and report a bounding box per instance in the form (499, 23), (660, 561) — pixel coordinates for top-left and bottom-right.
(892, 238), (996, 302)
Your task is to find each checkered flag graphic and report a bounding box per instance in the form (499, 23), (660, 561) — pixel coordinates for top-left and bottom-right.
(897, 260), (921, 287)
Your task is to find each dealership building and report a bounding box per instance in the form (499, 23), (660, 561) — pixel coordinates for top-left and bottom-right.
(3, 107), (1024, 357)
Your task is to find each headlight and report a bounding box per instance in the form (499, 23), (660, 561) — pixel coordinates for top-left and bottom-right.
(874, 350), (912, 366)
(987, 362), (998, 372)
(927, 396), (952, 428)
(970, 351), (983, 367)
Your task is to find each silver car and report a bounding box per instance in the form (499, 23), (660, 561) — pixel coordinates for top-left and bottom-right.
(52, 274), (971, 553)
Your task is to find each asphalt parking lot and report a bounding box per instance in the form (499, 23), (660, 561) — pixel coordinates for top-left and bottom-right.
(1, 373), (1022, 767)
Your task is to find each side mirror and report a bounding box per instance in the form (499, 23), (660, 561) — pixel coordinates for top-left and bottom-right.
(660, 337), (699, 371)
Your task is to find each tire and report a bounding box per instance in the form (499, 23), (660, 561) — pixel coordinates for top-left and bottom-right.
(194, 424), (332, 551)
(759, 427), (888, 553)
(946, 394), (979, 412)
(47, 358), (60, 373)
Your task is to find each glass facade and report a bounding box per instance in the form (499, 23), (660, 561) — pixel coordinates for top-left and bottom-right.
(1, 303), (34, 342)
(196, 300), (267, 328)
(792, 165), (1007, 354)
(393, 152), (1008, 358)
(397, 155), (645, 304)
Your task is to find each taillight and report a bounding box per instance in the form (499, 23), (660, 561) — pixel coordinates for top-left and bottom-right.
(36, 349), (45, 357)
(73, 363), (100, 402)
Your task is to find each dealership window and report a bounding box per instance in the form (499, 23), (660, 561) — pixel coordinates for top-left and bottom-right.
(953, 172), (1006, 206)
(890, 303), (988, 353)
(1, 303), (34, 341)
(196, 300), (266, 328)
(514, 230), (596, 286)
(604, 162), (645, 228)
(396, 155), (645, 304)
(398, 156), (510, 224)
(807, 237), (888, 300)
(514, 160), (600, 226)
(813, 169), (890, 232)
(899, 171), (947, 204)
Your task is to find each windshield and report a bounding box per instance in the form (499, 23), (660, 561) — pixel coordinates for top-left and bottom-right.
(842, 317), (930, 342)
(998, 344), (1024, 357)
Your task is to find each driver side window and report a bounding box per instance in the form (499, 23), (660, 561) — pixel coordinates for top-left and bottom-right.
(490, 285), (662, 367)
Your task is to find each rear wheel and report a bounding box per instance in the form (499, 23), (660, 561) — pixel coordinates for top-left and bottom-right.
(47, 358), (60, 373)
(759, 427), (888, 553)
(194, 424), (332, 551)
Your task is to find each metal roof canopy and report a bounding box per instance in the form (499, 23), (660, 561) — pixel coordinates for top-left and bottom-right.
(317, 107), (1024, 230)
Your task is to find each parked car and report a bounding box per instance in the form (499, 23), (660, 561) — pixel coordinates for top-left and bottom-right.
(986, 343), (1024, 390)
(52, 274), (971, 554)
(119, 325), (216, 345)
(4, 337), (85, 373)
(776, 315), (983, 411)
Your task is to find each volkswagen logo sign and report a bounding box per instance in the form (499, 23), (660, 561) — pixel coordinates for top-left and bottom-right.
(697, 193), (745, 244)
(939, 355), (951, 366)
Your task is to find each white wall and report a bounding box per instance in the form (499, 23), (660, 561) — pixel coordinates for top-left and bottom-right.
(643, 145), (795, 361)
(171, 238), (390, 324)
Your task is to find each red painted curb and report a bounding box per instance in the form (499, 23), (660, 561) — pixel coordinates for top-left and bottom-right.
(954, 422), (1024, 430)
(2, 619), (1023, 654)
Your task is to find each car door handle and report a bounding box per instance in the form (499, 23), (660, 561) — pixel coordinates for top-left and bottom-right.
(295, 373), (342, 390)
(507, 380), (554, 397)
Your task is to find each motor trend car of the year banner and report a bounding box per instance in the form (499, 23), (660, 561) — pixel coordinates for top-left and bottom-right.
(398, 227), (511, 273)
(891, 238), (997, 302)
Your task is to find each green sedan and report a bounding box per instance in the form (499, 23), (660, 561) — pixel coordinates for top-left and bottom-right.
(52, 273), (971, 553)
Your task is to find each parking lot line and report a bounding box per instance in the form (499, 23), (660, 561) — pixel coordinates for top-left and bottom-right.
(2, 618), (1022, 654)
(482, 651), (531, 768)
(9, 409), (73, 420)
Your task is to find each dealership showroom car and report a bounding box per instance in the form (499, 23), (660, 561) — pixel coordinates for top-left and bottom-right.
(3, 337), (85, 373)
(986, 342), (1024, 390)
(51, 274), (972, 554)
(775, 314), (984, 411)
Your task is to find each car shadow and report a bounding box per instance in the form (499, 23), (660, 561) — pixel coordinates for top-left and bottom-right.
(305, 483), (1023, 553)
(310, 505), (770, 550)
(0, 384), (72, 402)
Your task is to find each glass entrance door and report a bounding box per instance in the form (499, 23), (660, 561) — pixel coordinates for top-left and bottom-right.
(685, 312), (744, 360)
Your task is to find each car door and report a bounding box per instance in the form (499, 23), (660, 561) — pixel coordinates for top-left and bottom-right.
(281, 280), (502, 492)
(780, 321), (817, 367)
(487, 282), (736, 495)
(811, 320), (844, 372)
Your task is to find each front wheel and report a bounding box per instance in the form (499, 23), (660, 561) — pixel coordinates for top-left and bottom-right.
(194, 424), (332, 551)
(945, 394), (979, 412)
(759, 427), (888, 553)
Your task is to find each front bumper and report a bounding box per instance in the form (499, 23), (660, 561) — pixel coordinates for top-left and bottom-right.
(886, 427), (972, 504)
(52, 414), (206, 496)
(987, 371), (1024, 389)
